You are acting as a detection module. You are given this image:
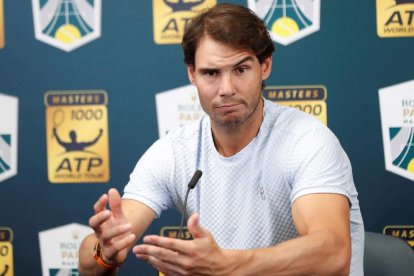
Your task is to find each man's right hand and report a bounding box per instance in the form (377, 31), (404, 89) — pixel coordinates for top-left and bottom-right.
(89, 188), (136, 266)
(79, 188), (155, 275)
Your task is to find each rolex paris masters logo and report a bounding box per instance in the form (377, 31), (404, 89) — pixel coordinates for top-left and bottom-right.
(0, 93), (18, 183)
(379, 80), (414, 181)
(31, 0), (101, 52)
(248, 0), (320, 45)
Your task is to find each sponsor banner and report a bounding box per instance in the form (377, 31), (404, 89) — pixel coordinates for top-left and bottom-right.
(0, 228), (14, 276)
(376, 0), (414, 38)
(0, 0), (4, 48)
(39, 223), (93, 276)
(159, 227), (192, 276)
(153, 0), (216, 44)
(155, 85), (204, 137)
(161, 226), (192, 240)
(379, 80), (414, 181)
(263, 85), (327, 125)
(383, 225), (414, 249)
(0, 93), (18, 183)
(32, 0), (102, 52)
(248, 0), (320, 45)
(45, 90), (110, 183)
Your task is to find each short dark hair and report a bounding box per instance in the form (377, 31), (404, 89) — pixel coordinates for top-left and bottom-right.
(181, 3), (275, 66)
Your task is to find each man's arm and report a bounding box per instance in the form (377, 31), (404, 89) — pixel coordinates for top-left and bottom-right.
(133, 193), (351, 276)
(52, 127), (66, 147)
(78, 188), (156, 276)
(228, 193), (351, 275)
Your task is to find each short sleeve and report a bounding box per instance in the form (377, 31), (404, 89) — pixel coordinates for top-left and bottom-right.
(123, 138), (175, 218)
(289, 123), (354, 204)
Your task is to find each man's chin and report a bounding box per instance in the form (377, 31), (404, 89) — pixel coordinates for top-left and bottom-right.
(214, 116), (245, 128)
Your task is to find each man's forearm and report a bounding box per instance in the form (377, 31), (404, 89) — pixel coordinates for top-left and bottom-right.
(78, 234), (118, 276)
(224, 231), (351, 276)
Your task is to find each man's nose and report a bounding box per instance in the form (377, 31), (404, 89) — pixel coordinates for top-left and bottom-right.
(218, 74), (236, 97)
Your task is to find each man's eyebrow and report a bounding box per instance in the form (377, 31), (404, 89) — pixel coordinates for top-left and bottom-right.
(233, 56), (254, 67)
(198, 67), (218, 73)
(197, 56), (255, 72)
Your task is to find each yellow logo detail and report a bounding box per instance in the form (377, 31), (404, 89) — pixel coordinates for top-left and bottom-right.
(159, 226), (192, 276)
(0, 0), (4, 48)
(271, 17), (300, 38)
(0, 228), (14, 276)
(55, 24), (82, 44)
(264, 86), (328, 125)
(45, 91), (110, 183)
(153, 0), (216, 44)
(383, 225), (414, 249)
(376, 0), (414, 37)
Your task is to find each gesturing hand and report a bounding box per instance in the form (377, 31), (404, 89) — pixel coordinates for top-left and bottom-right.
(89, 188), (136, 266)
(133, 213), (232, 276)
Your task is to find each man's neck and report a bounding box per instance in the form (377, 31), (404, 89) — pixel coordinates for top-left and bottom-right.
(211, 100), (264, 157)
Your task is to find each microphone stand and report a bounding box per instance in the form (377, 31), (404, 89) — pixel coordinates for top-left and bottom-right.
(178, 170), (202, 239)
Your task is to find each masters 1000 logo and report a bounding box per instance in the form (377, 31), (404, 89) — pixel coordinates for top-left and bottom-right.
(45, 90), (110, 183)
(263, 85), (327, 125)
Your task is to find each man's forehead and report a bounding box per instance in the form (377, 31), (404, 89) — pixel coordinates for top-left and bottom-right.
(195, 35), (251, 53)
(194, 37), (256, 68)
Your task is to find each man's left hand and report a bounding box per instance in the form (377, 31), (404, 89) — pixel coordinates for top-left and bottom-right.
(133, 213), (232, 276)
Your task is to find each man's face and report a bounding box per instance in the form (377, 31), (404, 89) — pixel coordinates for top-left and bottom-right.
(187, 36), (272, 128)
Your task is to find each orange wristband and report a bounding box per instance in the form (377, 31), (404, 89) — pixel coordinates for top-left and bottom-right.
(93, 241), (120, 269)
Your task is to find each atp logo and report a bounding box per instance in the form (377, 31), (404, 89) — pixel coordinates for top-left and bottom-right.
(376, 0), (414, 38)
(45, 91), (110, 183)
(153, 0), (215, 44)
(379, 80), (414, 181)
(31, 0), (101, 52)
(248, 0), (320, 45)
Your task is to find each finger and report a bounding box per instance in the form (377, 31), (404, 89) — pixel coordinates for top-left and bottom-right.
(135, 254), (188, 276)
(93, 193), (109, 214)
(134, 244), (195, 272)
(187, 213), (207, 239)
(142, 235), (190, 254)
(89, 209), (111, 229)
(133, 244), (179, 262)
(108, 188), (124, 218)
(100, 223), (132, 243)
(104, 233), (136, 258)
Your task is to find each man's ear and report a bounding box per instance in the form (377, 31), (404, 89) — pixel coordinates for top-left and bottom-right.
(261, 56), (272, 80)
(187, 65), (195, 84)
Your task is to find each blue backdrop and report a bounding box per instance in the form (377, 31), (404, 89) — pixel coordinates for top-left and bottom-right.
(0, 0), (413, 275)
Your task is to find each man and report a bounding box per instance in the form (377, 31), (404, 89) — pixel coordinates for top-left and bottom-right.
(79, 4), (364, 275)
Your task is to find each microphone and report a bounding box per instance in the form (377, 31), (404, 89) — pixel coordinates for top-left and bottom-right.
(178, 170), (202, 239)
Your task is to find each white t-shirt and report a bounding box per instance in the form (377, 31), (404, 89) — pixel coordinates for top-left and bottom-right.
(124, 99), (364, 275)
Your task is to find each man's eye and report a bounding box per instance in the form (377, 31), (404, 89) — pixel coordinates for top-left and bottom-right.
(237, 67), (247, 73)
(204, 71), (218, 77)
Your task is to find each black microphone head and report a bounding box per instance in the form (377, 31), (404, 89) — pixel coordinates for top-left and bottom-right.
(188, 170), (202, 189)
